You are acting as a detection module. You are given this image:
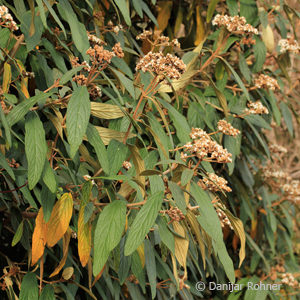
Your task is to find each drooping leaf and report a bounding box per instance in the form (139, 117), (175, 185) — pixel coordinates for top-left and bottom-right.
(19, 272), (39, 300)
(124, 191), (164, 256)
(46, 193), (73, 247)
(25, 112), (47, 189)
(49, 228), (72, 277)
(91, 102), (124, 119)
(40, 284), (56, 300)
(66, 86), (91, 158)
(114, 0), (131, 26)
(78, 204), (92, 267)
(93, 201), (127, 275)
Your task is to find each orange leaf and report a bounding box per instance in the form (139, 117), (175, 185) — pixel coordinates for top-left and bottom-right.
(78, 205), (92, 267)
(31, 208), (48, 266)
(46, 193), (73, 247)
(49, 228), (72, 277)
(92, 265), (105, 287)
(194, 5), (205, 46)
(154, 1), (173, 34)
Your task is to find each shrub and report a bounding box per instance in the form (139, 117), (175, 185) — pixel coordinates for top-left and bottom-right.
(0, 0), (299, 299)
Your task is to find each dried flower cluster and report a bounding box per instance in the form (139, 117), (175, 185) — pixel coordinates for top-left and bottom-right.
(73, 74), (87, 86)
(6, 158), (20, 169)
(88, 34), (104, 45)
(282, 180), (300, 201)
(0, 6), (18, 31)
(244, 101), (269, 115)
(214, 206), (233, 229)
(136, 51), (186, 80)
(136, 30), (153, 40)
(89, 85), (102, 99)
(112, 43), (124, 58)
(86, 45), (115, 66)
(181, 128), (232, 163)
(281, 273), (299, 288)
(217, 120), (240, 136)
(198, 173), (232, 192)
(212, 14), (258, 35)
(263, 169), (289, 180)
(122, 161), (132, 170)
(269, 144), (287, 154)
(254, 74), (279, 91)
(278, 37), (300, 54)
(165, 207), (185, 222)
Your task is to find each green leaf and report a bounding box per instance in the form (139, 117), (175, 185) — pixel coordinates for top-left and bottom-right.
(93, 201), (127, 275)
(86, 123), (110, 174)
(58, 0), (89, 59)
(207, 0), (220, 23)
(107, 139), (128, 176)
(42, 160), (57, 193)
(66, 86), (90, 158)
(132, 0), (143, 17)
(36, 0), (47, 29)
(226, 0), (238, 16)
(40, 284), (56, 300)
(111, 68), (135, 99)
(114, 0), (131, 26)
(124, 191), (164, 256)
(191, 182), (235, 282)
(25, 113), (47, 189)
(19, 272), (39, 300)
(0, 152), (15, 180)
(7, 92), (52, 127)
(12, 221), (24, 246)
(280, 102), (293, 137)
(43, 0), (66, 38)
(252, 37), (266, 73)
(239, 53), (251, 83)
(157, 216), (175, 254)
(168, 181), (186, 214)
(60, 66), (83, 85)
(181, 168), (194, 186)
(0, 104), (11, 146)
(144, 240), (156, 299)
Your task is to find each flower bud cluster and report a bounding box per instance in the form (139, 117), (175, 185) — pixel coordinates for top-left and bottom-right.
(281, 273), (299, 288)
(254, 74), (279, 91)
(136, 51), (186, 80)
(88, 34), (105, 45)
(0, 6), (18, 31)
(278, 37), (300, 54)
(244, 101), (269, 114)
(181, 128), (232, 163)
(166, 207), (185, 222)
(217, 120), (240, 136)
(198, 173), (232, 192)
(212, 14), (258, 35)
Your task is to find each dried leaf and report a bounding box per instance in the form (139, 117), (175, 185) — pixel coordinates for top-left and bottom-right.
(91, 102), (124, 119)
(173, 221), (189, 268)
(46, 193), (73, 247)
(31, 208), (48, 265)
(62, 267), (74, 280)
(194, 6), (205, 45)
(136, 244), (145, 268)
(94, 126), (135, 145)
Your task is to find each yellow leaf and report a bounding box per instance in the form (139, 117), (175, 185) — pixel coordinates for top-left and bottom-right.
(78, 205), (92, 267)
(16, 59), (30, 98)
(49, 228), (72, 277)
(91, 102), (124, 119)
(31, 208), (48, 265)
(262, 25), (275, 53)
(194, 5), (205, 46)
(136, 244), (145, 268)
(46, 193), (73, 247)
(94, 126), (135, 145)
(155, 1), (173, 34)
(2, 63), (11, 93)
(173, 221), (189, 269)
